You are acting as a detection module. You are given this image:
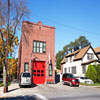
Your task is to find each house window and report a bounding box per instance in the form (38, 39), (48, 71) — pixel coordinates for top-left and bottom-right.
(70, 57), (72, 63)
(33, 40), (46, 53)
(69, 67), (70, 73)
(87, 53), (94, 60)
(82, 65), (86, 74)
(64, 68), (67, 73)
(49, 64), (52, 76)
(24, 63), (29, 72)
(72, 66), (76, 74)
(66, 58), (68, 62)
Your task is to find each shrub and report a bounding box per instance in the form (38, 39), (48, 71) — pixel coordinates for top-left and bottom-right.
(86, 64), (97, 82)
(94, 64), (100, 83)
(0, 83), (4, 87)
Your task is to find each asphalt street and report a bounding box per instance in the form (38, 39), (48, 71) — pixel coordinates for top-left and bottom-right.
(0, 95), (42, 100)
(0, 82), (100, 100)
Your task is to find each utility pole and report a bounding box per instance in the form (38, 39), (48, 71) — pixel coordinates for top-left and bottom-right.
(3, 0), (10, 93)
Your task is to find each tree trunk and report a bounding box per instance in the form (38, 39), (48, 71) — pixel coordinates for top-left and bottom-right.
(3, 66), (5, 84)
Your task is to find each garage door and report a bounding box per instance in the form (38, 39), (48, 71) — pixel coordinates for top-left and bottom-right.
(33, 61), (45, 84)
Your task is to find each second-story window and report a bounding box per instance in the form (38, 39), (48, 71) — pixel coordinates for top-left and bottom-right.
(70, 57), (72, 63)
(33, 40), (46, 53)
(66, 58), (68, 62)
(87, 53), (94, 60)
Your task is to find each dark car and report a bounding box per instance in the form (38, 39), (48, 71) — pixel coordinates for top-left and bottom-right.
(62, 73), (80, 86)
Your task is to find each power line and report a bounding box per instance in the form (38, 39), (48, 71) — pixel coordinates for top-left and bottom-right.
(32, 13), (99, 35)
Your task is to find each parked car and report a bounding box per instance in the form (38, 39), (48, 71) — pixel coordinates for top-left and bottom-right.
(19, 72), (31, 88)
(78, 77), (94, 84)
(62, 73), (80, 86)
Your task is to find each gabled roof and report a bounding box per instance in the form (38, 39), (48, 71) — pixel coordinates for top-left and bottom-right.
(65, 49), (80, 58)
(94, 47), (100, 53)
(74, 45), (91, 61)
(61, 57), (66, 64)
(61, 45), (100, 65)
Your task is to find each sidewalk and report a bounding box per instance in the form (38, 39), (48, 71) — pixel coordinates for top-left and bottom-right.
(0, 80), (20, 98)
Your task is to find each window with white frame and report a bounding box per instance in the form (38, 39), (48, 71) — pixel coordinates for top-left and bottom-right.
(24, 63), (29, 72)
(72, 66), (76, 74)
(87, 53), (94, 60)
(66, 58), (68, 62)
(70, 57), (72, 63)
(64, 68), (67, 73)
(69, 67), (70, 73)
(33, 40), (46, 53)
(82, 65), (86, 74)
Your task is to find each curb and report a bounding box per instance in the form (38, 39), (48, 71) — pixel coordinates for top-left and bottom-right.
(0, 95), (8, 98)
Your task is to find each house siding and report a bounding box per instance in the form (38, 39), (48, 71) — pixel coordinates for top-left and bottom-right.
(82, 48), (98, 63)
(62, 46), (100, 77)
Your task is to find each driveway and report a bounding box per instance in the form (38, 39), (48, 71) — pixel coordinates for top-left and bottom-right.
(0, 82), (100, 100)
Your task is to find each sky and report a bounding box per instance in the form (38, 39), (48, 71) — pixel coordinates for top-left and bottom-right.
(16, 0), (100, 57)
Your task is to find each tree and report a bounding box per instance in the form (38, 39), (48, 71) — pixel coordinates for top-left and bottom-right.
(7, 58), (18, 80)
(94, 64), (100, 83)
(86, 64), (97, 83)
(56, 50), (64, 69)
(0, 0), (30, 92)
(78, 36), (90, 49)
(73, 39), (79, 51)
(68, 41), (74, 53)
(0, 0), (30, 73)
(56, 36), (91, 70)
(63, 44), (69, 56)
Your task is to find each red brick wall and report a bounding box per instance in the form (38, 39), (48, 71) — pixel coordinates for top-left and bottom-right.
(18, 21), (55, 83)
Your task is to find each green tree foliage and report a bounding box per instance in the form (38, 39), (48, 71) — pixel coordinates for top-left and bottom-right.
(94, 64), (100, 83)
(8, 58), (18, 79)
(0, 0), (30, 81)
(78, 36), (90, 49)
(56, 50), (64, 69)
(56, 36), (91, 70)
(86, 64), (97, 82)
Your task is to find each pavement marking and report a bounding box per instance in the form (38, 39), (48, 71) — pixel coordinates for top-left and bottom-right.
(35, 93), (49, 100)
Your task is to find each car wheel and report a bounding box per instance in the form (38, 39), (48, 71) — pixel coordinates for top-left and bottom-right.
(69, 81), (72, 86)
(77, 85), (79, 87)
(62, 81), (65, 85)
(20, 85), (22, 88)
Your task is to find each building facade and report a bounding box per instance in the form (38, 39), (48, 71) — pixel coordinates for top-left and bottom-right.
(18, 21), (55, 84)
(61, 45), (100, 77)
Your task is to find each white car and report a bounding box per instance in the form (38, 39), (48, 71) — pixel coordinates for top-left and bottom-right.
(19, 72), (31, 88)
(78, 77), (94, 84)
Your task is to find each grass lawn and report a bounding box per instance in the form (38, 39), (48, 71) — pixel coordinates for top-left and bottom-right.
(80, 83), (100, 86)
(0, 81), (11, 87)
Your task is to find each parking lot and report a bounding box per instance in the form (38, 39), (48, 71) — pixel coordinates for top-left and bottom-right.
(0, 82), (100, 100)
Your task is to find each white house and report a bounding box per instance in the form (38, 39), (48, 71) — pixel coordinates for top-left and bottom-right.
(61, 45), (100, 77)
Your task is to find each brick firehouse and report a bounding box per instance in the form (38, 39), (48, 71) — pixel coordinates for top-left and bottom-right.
(18, 21), (55, 84)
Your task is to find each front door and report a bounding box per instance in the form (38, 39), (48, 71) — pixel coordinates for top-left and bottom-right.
(33, 61), (45, 84)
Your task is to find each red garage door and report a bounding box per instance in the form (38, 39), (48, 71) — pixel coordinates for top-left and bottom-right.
(33, 61), (45, 84)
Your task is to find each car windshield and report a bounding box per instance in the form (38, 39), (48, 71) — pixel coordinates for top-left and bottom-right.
(68, 74), (74, 78)
(84, 77), (88, 79)
(81, 77), (88, 79)
(22, 73), (30, 77)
